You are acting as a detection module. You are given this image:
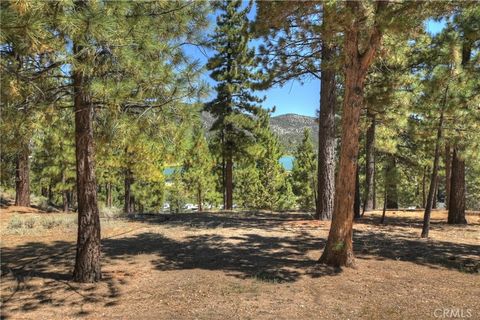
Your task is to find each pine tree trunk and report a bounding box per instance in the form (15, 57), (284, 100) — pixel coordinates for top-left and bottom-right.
(448, 148), (467, 224)
(421, 98), (446, 238)
(225, 156), (233, 210)
(385, 156), (398, 209)
(373, 170), (376, 209)
(15, 145), (30, 207)
(72, 187), (77, 210)
(72, 28), (102, 282)
(197, 185), (203, 212)
(354, 166), (361, 219)
(422, 166), (427, 208)
(445, 143), (452, 209)
(432, 176), (438, 209)
(315, 13), (336, 221)
(106, 183), (112, 208)
(380, 185), (387, 224)
(67, 190), (73, 212)
(363, 111), (376, 212)
(62, 170), (68, 212)
(221, 132), (226, 209)
(48, 183), (53, 205)
(124, 170), (133, 214)
(319, 0), (384, 267)
(446, 38), (470, 225)
(63, 191), (69, 212)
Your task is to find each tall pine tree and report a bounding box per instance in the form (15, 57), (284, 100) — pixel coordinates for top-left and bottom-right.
(205, 0), (264, 210)
(291, 129), (317, 211)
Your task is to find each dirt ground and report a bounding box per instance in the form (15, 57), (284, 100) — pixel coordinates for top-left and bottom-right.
(1, 207), (479, 320)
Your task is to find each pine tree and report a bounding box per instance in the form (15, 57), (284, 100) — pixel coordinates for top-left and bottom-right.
(0, 1), (65, 207)
(319, 1), (451, 267)
(55, 0), (208, 282)
(233, 111), (294, 211)
(291, 129), (317, 211)
(205, 0), (264, 210)
(255, 111), (290, 211)
(445, 7), (479, 224)
(255, 2), (339, 220)
(32, 108), (76, 212)
(182, 125), (218, 211)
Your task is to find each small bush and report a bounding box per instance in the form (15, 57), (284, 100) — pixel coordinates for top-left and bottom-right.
(7, 215), (24, 229)
(5, 214), (78, 233)
(99, 205), (124, 219)
(23, 217), (36, 229)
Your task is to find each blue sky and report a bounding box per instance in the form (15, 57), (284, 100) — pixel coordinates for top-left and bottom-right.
(186, 7), (446, 118)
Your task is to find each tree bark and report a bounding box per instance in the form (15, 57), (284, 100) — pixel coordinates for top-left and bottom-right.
(363, 111), (376, 213)
(124, 169), (133, 214)
(72, 18), (102, 282)
(15, 145), (30, 207)
(444, 143), (452, 209)
(432, 176), (438, 209)
(106, 183), (112, 208)
(373, 169), (376, 209)
(48, 183), (53, 205)
(225, 156), (233, 210)
(421, 93), (447, 238)
(448, 148), (467, 224)
(319, 1), (384, 267)
(62, 170), (69, 212)
(197, 185), (203, 212)
(315, 13), (336, 221)
(41, 187), (48, 198)
(385, 156), (398, 209)
(354, 166), (361, 219)
(380, 185), (387, 224)
(422, 166), (427, 208)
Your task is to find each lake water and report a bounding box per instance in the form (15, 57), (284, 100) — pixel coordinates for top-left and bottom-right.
(164, 155), (294, 175)
(279, 155), (294, 171)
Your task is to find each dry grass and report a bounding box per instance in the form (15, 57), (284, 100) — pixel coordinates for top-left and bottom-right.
(1, 207), (479, 319)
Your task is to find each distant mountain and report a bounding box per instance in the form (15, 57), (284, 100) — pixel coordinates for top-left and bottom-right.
(201, 112), (318, 153)
(270, 113), (318, 153)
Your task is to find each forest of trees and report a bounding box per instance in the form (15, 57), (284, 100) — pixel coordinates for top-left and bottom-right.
(1, 1), (479, 282)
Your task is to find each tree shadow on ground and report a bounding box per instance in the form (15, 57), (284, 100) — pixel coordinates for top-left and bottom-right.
(0, 241), (123, 319)
(101, 231), (336, 282)
(358, 210), (479, 230)
(353, 230), (480, 272)
(126, 211), (315, 231)
(1, 211), (479, 318)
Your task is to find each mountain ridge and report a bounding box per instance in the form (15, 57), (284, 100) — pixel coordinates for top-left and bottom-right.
(201, 112), (318, 153)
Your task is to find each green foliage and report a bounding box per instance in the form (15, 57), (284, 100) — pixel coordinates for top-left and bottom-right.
(166, 170), (189, 213)
(205, 0), (264, 163)
(182, 125), (219, 209)
(234, 112), (295, 211)
(291, 129), (317, 210)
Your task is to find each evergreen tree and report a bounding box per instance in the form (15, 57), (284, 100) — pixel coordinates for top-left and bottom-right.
(319, 1), (451, 267)
(182, 125), (218, 211)
(255, 111), (291, 211)
(291, 129), (317, 211)
(234, 111), (295, 211)
(54, 0), (207, 282)
(255, 2), (339, 220)
(32, 108), (76, 211)
(0, 1), (65, 206)
(205, 0), (264, 210)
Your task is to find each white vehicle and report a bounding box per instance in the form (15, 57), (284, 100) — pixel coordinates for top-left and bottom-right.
(184, 203), (198, 210)
(163, 203), (170, 210)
